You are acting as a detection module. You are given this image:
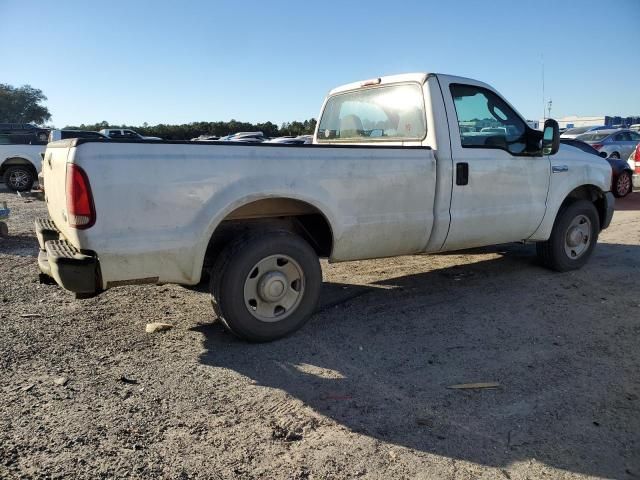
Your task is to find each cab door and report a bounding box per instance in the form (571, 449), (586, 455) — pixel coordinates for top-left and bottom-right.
(439, 79), (550, 251)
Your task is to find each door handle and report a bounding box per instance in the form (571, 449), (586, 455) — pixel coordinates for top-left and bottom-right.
(552, 165), (568, 173)
(456, 162), (469, 185)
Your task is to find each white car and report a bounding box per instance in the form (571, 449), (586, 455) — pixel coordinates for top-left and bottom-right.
(99, 128), (162, 140)
(0, 132), (45, 191)
(37, 72), (613, 341)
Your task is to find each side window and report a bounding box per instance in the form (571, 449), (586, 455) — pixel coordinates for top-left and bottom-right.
(613, 133), (626, 141)
(123, 130), (139, 138)
(450, 84), (528, 155)
(629, 131), (640, 141)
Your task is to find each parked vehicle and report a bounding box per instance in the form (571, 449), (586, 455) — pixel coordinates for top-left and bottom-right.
(560, 125), (608, 139)
(266, 135), (313, 145)
(0, 129), (45, 191)
(99, 128), (162, 140)
(37, 72), (614, 341)
(0, 123), (49, 143)
(219, 132), (266, 143)
(191, 135), (220, 141)
(629, 143), (640, 189)
(630, 124), (640, 133)
(576, 129), (640, 159)
(49, 130), (107, 142)
(561, 138), (633, 197)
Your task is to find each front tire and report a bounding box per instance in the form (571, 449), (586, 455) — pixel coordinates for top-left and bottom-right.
(210, 231), (322, 342)
(3, 165), (35, 192)
(537, 200), (600, 272)
(609, 152), (620, 159)
(613, 171), (632, 198)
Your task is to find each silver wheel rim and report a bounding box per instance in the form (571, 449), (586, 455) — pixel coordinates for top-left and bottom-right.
(617, 173), (631, 196)
(9, 169), (30, 189)
(564, 214), (591, 259)
(243, 254), (305, 322)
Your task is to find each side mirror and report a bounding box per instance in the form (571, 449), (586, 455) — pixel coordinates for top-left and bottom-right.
(542, 119), (560, 155)
(599, 151), (607, 158)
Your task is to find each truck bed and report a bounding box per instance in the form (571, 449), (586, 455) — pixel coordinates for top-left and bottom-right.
(43, 138), (438, 288)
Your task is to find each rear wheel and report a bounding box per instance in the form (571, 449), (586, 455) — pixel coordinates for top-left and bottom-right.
(613, 171), (632, 198)
(210, 230), (322, 342)
(3, 165), (34, 192)
(536, 199), (600, 272)
(609, 152), (620, 159)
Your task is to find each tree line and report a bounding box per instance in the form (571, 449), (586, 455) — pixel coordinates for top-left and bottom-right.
(66, 119), (317, 140)
(1, 83), (317, 139)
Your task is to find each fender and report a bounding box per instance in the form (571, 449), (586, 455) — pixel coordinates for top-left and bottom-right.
(529, 145), (611, 241)
(0, 148), (43, 172)
(189, 175), (340, 283)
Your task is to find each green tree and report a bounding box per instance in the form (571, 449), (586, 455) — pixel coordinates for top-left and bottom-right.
(0, 84), (51, 124)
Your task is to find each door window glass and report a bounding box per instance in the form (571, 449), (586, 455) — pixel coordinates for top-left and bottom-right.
(450, 84), (528, 155)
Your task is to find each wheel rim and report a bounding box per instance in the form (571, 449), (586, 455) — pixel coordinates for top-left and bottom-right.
(564, 214), (592, 259)
(617, 173), (631, 196)
(243, 254), (305, 322)
(609, 153), (619, 159)
(8, 169), (30, 189)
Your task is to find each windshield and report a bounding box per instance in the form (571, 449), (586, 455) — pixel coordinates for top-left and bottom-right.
(317, 83), (426, 142)
(577, 132), (610, 141)
(564, 127), (592, 135)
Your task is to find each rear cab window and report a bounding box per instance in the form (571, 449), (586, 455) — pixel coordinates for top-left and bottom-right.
(317, 83), (426, 143)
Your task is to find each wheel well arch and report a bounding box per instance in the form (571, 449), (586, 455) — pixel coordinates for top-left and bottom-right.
(201, 197), (334, 278)
(562, 184), (607, 229)
(0, 157), (37, 176)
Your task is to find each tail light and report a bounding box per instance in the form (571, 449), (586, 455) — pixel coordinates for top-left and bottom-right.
(634, 144), (640, 171)
(66, 164), (95, 229)
(592, 143), (603, 151)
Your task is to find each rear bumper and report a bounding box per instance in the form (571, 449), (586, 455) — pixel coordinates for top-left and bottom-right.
(602, 192), (615, 230)
(633, 173), (640, 189)
(35, 218), (100, 294)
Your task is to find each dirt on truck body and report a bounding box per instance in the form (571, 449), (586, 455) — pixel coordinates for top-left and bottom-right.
(1, 187), (639, 479)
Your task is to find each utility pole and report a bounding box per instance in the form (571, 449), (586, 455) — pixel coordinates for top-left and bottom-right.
(547, 99), (553, 119)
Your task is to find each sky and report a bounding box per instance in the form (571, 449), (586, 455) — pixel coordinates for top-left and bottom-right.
(1, 0), (639, 127)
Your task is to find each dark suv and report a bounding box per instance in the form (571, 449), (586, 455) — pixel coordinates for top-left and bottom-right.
(0, 123), (49, 145)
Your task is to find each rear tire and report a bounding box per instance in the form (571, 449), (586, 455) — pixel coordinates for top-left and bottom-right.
(210, 230), (322, 342)
(536, 199), (599, 272)
(608, 152), (620, 159)
(3, 165), (35, 192)
(613, 171), (632, 198)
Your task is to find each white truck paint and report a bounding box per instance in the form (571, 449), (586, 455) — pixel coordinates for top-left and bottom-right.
(37, 73), (615, 341)
(0, 144), (43, 191)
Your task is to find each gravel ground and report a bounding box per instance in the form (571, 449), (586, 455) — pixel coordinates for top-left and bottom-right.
(1, 185), (639, 480)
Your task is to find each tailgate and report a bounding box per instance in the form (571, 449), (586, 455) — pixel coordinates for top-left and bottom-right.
(42, 140), (76, 244)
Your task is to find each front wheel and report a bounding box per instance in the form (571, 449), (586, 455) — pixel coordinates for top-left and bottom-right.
(536, 199), (600, 272)
(608, 152), (620, 159)
(613, 171), (632, 198)
(3, 165), (35, 192)
(210, 231), (322, 342)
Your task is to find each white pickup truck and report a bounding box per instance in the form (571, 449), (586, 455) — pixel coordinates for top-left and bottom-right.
(36, 73), (614, 341)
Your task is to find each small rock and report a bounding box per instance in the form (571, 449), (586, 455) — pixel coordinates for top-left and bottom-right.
(53, 377), (68, 386)
(119, 375), (138, 385)
(145, 322), (174, 333)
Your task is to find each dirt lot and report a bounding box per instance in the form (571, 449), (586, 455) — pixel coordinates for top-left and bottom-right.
(0, 186), (639, 480)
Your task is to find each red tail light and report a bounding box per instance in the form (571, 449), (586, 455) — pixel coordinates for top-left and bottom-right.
(592, 143), (603, 151)
(634, 144), (640, 167)
(66, 164), (95, 229)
